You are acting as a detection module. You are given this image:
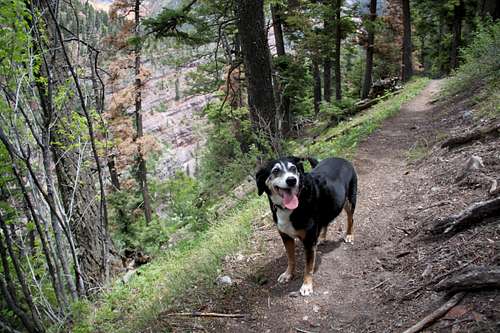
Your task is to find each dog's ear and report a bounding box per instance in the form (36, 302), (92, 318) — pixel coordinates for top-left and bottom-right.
(286, 156), (305, 174)
(287, 156), (319, 173)
(255, 166), (270, 196)
(306, 157), (319, 168)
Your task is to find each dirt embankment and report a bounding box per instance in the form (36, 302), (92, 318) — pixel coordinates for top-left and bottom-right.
(155, 80), (500, 333)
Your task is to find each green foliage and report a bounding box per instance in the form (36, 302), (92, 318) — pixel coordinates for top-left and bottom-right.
(110, 171), (208, 255)
(319, 97), (357, 123)
(442, 21), (500, 98)
(144, 2), (211, 45)
(185, 61), (225, 95)
(199, 103), (262, 196)
(0, 0), (31, 76)
(273, 55), (313, 117)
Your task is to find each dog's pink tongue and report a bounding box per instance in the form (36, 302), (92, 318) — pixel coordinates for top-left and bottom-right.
(283, 192), (299, 210)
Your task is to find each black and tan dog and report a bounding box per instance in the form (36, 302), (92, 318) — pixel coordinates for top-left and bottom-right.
(256, 156), (357, 296)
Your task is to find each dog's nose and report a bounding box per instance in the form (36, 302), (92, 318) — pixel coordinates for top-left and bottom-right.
(286, 177), (297, 187)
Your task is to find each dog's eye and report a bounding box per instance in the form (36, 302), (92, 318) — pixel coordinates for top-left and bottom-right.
(289, 165), (297, 172)
(272, 168), (280, 175)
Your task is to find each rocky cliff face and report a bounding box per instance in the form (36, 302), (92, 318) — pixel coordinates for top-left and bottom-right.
(94, 0), (213, 179)
(140, 53), (216, 179)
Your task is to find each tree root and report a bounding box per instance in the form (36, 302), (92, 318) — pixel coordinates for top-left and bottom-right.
(402, 292), (466, 333)
(430, 197), (500, 235)
(441, 122), (500, 149)
(433, 266), (500, 293)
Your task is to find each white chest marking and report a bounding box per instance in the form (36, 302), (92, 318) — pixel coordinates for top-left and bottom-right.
(276, 209), (298, 238)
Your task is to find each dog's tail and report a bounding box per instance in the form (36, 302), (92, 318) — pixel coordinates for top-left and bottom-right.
(348, 172), (358, 211)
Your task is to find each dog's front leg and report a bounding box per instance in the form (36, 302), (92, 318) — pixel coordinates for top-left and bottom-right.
(277, 232), (295, 283)
(300, 241), (316, 296)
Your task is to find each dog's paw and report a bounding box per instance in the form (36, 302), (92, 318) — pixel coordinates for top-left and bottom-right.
(344, 234), (354, 244)
(277, 271), (293, 283)
(299, 282), (313, 296)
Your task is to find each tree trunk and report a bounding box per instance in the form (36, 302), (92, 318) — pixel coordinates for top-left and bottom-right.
(50, 131), (109, 290)
(450, 0), (464, 71)
(361, 0), (377, 99)
(313, 60), (322, 114)
(480, 0), (500, 20)
(334, 0), (342, 100)
(134, 0), (153, 225)
(323, 58), (332, 102)
(236, 0), (279, 151)
(401, 0), (413, 82)
(271, 5), (286, 56)
(271, 4), (291, 135)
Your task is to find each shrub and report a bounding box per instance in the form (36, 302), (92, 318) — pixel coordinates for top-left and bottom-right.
(443, 21), (500, 96)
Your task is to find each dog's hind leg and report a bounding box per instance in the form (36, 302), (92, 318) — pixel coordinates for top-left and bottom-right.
(277, 233), (296, 283)
(344, 200), (354, 244)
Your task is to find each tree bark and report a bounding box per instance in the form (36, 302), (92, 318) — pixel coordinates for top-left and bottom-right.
(271, 4), (291, 135)
(401, 0), (413, 82)
(323, 58), (332, 102)
(313, 60), (322, 114)
(36, 73), (77, 302)
(134, 0), (153, 225)
(236, 0), (279, 151)
(450, 0), (464, 70)
(271, 5), (286, 56)
(430, 197), (500, 235)
(361, 0), (377, 99)
(334, 0), (342, 100)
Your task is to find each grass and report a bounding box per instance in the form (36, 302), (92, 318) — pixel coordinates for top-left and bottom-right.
(73, 77), (430, 333)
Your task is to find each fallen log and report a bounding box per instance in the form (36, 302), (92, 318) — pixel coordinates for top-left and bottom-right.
(441, 122), (500, 149)
(430, 197), (500, 235)
(433, 266), (500, 293)
(402, 292), (466, 333)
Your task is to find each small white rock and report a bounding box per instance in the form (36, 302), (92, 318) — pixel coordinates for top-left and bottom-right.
(216, 275), (233, 286)
(313, 305), (320, 313)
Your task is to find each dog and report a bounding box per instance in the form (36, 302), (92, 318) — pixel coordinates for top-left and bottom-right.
(256, 156), (357, 296)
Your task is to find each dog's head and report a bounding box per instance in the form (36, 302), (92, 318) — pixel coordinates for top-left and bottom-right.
(256, 156), (316, 210)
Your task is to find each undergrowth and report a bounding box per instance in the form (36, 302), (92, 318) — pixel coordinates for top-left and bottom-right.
(442, 21), (500, 118)
(73, 196), (265, 333)
(73, 77), (430, 333)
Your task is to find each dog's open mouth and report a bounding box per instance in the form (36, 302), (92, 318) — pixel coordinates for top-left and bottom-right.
(275, 186), (299, 210)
